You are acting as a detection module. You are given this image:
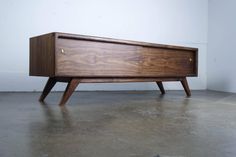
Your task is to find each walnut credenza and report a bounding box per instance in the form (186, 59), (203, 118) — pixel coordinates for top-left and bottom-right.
(30, 32), (198, 106)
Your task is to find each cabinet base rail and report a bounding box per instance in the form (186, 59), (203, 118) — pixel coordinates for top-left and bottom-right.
(39, 77), (191, 106)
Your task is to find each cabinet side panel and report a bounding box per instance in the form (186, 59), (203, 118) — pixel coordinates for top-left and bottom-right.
(29, 33), (55, 76)
(194, 49), (198, 77)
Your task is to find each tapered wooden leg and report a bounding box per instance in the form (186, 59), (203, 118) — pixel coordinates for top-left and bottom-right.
(181, 77), (191, 97)
(59, 79), (80, 106)
(156, 82), (165, 94)
(39, 77), (57, 102)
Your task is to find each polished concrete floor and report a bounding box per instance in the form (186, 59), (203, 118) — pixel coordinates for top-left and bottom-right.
(0, 90), (236, 157)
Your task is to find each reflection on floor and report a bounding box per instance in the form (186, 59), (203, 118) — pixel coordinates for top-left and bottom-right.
(0, 91), (236, 157)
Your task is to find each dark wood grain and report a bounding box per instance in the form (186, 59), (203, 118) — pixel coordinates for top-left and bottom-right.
(55, 38), (197, 77)
(29, 33), (55, 76)
(29, 32), (198, 105)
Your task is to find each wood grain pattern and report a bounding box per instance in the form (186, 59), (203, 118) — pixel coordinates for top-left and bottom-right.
(29, 32), (198, 105)
(30, 33), (55, 76)
(55, 38), (197, 77)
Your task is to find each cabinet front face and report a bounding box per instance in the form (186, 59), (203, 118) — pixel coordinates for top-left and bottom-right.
(55, 38), (197, 77)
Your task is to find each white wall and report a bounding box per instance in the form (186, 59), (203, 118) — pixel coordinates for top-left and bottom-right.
(208, 0), (236, 93)
(0, 0), (208, 91)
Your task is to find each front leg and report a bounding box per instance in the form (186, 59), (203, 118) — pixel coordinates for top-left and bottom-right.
(39, 77), (57, 102)
(181, 77), (191, 97)
(59, 78), (80, 106)
(156, 81), (165, 94)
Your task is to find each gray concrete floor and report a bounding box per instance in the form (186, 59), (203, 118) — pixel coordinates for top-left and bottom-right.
(0, 90), (236, 157)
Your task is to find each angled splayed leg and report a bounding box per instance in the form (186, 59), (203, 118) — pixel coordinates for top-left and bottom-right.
(181, 77), (191, 97)
(59, 78), (80, 106)
(156, 81), (165, 94)
(39, 77), (57, 102)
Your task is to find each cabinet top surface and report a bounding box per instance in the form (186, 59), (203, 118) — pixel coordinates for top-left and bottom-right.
(31, 32), (198, 51)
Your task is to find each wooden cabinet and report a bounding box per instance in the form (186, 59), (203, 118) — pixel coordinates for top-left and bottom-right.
(30, 32), (198, 106)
